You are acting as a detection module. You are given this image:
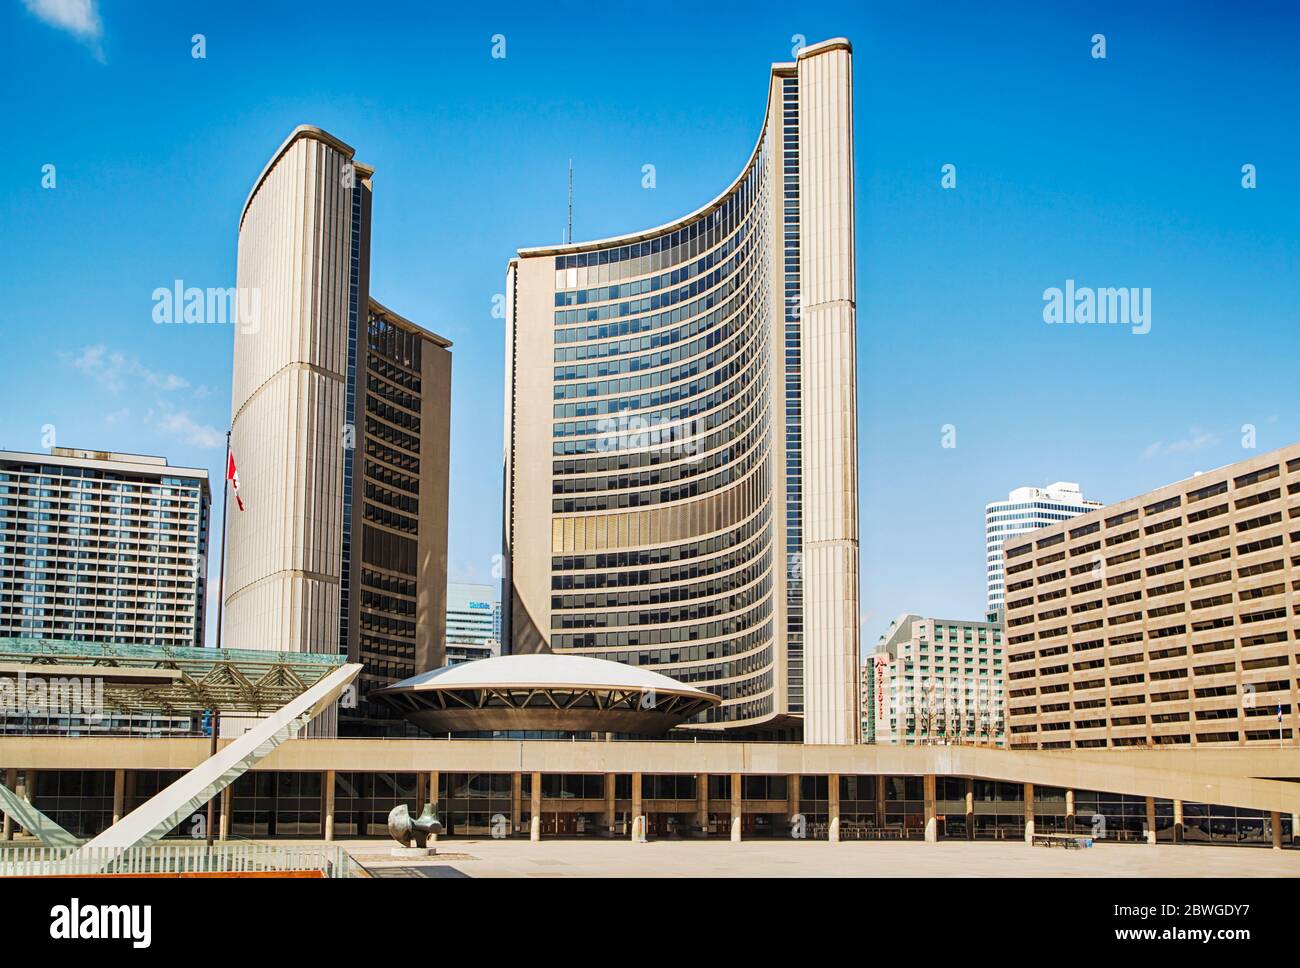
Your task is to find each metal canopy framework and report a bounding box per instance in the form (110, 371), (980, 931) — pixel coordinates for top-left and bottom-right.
(0, 637), (358, 860)
(70, 661), (361, 870)
(0, 637), (347, 715)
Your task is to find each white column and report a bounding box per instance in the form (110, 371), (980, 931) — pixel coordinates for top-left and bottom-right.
(796, 40), (860, 745)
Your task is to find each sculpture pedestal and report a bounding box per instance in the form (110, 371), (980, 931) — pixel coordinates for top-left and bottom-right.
(390, 846), (437, 858)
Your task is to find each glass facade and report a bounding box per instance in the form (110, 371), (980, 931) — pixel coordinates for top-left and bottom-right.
(11, 769), (1294, 848)
(332, 771), (419, 838)
(30, 769), (114, 839)
(781, 75), (804, 713)
(345, 308), (430, 731)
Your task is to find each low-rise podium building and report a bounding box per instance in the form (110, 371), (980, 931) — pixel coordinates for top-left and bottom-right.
(1004, 443), (1300, 750)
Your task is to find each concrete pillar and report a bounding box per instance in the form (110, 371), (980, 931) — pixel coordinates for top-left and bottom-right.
(730, 772), (742, 842)
(219, 785), (231, 842)
(427, 771), (439, 839)
(324, 769), (336, 842)
(529, 771), (541, 842)
(1291, 813), (1299, 846)
(828, 774), (841, 843)
(695, 773), (709, 837)
(630, 772), (642, 840)
(964, 777), (974, 840)
(876, 773), (886, 829)
(1145, 796), (1157, 845)
(1023, 783), (1035, 843)
(603, 773), (616, 837)
(18, 769), (33, 836)
(112, 769), (126, 825)
(416, 772), (426, 812)
(2, 768), (14, 840)
(787, 774), (800, 838)
(1173, 799), (1184, 844)
(1272, 812), (1283, 850)
(923, 774), (937, 843)
(1065, 788), (1075, 834)
(511, 772), (522, 836)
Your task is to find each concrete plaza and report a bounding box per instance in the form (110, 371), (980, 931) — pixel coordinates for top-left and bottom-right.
(334, 838), (1300, 878)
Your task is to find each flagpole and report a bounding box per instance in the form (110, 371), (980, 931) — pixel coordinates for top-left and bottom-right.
(206, 429), (231, 850)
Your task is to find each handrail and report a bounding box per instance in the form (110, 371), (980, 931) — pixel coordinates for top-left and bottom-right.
(0, 841), (352, 878)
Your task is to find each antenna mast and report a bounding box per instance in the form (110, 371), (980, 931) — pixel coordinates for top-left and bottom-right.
(566, 160), (573, 243)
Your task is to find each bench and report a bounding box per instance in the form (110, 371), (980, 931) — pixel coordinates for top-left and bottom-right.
(1031, 833), (1091, 849)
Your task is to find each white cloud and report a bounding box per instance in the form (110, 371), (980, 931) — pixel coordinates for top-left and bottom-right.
(449, 559), (481, 582)
(23, 0), (104, 59)
(151, 402), (224, 450)
(64, 346), (222, 449)
(1143, 428), (1221, 460)
(69, 344), (190, 394)
(23, 0), (100, 38)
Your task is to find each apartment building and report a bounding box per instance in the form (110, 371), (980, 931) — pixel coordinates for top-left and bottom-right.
(0, 448), (210, 648)
(1005, 443), (1300, 749)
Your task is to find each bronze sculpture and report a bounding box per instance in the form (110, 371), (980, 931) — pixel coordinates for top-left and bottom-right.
(388, 803), (444, 848)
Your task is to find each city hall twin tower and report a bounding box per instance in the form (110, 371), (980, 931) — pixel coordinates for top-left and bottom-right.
(227, 39), (860, 742)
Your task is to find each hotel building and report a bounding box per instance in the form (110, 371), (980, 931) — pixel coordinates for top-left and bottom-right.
(445, 582), (501, 664)
(1004, 443), (1300, 750)
(226, 126), (452, 734)
(986, 483), (1101, 619)
(0, 448), (210, 648)
(503, 39), (861, 742)
(869, 614), (1005, 746)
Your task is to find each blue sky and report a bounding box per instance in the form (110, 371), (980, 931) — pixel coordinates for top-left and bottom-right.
(2, 0), (1297, 651)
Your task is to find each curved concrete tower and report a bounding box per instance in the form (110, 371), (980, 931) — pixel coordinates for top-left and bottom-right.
(227, 126), (452, 734)
(503, 40), (860, 742)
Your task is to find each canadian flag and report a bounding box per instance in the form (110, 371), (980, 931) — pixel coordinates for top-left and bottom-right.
(226, 448), (245, 512)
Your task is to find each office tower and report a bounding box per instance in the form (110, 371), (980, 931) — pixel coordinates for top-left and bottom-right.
(0, 448), (210, 647)
(1004, 443), (1300, 749)
(868, 614), (1005, 745)
(446, 582), (502, 664)
(227, 125), (452, 734)
(986, 482), (1102, 618)
(503, 40), (860, 741)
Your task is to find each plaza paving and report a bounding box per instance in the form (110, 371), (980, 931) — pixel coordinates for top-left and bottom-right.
(330, 838), (1300, 878)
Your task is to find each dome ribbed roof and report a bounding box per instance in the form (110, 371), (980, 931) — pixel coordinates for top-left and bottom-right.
(387, 653), (710, 697)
